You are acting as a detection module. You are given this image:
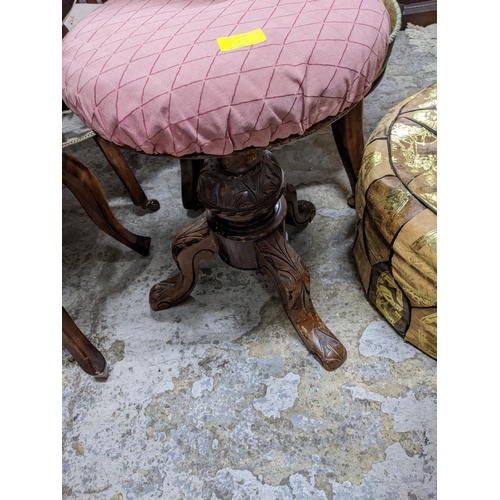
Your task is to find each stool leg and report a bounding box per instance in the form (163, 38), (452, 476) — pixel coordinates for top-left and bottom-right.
(62, 152), (151, 256)
(94, 135), (160, 212)
(149, 217), (218, 310)
(284, 183), (316, 230)
(331, 100), (364, 207)
(62, 307), (108, 379)
(255, 224), (347, 371)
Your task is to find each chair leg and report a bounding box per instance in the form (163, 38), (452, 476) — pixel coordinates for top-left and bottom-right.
(62, 152), (151, 256)
(62, 307), (108, 378)
(331, 100), (365, 207)
(93, 135), (160, 212)
(180, 159), (204, 210)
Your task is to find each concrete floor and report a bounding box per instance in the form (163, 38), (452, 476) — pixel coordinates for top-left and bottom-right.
(62, 25), (437, 499)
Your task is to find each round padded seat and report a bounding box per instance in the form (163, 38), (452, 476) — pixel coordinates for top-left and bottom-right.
(62, 0), (390, 156)
(353, 83), (437, 359)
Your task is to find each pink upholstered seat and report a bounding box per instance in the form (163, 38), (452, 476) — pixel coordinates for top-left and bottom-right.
(62, 0), (390, 156)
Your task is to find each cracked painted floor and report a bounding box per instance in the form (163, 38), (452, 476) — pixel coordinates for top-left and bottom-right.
(62, 25), (437, 500)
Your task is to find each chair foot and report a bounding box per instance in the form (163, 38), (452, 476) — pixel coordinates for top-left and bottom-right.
(347, 194), (355, 208)
(142, 199), (161, 212)
(62, 307), (109, 379)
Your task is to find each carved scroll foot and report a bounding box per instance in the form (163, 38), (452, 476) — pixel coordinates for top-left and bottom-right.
(62, 152), (151, 256)
(149, 217), (217, 311)
(284, 183), (316, 230)
(255, 225), (347, 371)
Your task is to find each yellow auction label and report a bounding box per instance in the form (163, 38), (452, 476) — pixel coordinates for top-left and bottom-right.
(217, 28), (266, 52)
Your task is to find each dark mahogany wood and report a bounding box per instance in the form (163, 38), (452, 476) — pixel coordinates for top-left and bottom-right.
(180, 158), (204, 210)
(62, 307), (108, 378)
(331, 100), (364, 207)
(398, 0), (437, 29)
(62, 0), (74, 21)
(93, 135), (160, 212)
(284, 183), (316, 230)
(62, 151), (151, 256)
(149, 150), (347, 371)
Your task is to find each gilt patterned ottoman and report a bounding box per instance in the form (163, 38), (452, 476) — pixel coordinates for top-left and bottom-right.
(353, 83), (437, 358)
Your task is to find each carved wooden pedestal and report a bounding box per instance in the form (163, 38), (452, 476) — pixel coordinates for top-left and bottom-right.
(150, 150), (347, 371)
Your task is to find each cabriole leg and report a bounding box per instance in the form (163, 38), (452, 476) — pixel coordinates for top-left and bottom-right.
(62, 152), (151, 256)
(94, 135), (160, 212)
(255, 224), (347, 371)
(62, 307), (108, 379)
(149, 217), (218, 310)
(331, 100), (365, 207)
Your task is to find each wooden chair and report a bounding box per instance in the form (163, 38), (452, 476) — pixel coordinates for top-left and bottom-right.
(62, 0), (157, 379)
(62, 152), (152, 378)
(63, 0), (160, 213)
(63, 0), (401, 372)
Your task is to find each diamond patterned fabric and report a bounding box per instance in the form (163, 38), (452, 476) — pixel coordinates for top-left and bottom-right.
(62, 0), (390, 156)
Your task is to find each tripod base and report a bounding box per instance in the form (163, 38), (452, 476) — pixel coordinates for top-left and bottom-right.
(150, 151), (347, 371)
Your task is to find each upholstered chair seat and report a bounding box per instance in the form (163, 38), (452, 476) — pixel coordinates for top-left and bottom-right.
(63, 0), (390, 156)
